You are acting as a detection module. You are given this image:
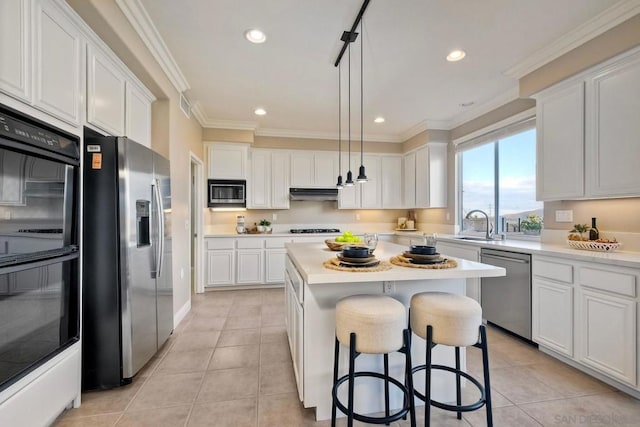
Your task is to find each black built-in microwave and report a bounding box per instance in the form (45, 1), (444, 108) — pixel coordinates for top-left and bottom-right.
(207, 179), (246, 208)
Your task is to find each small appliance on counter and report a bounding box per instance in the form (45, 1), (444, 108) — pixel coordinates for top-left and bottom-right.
(236, 215), (245, 233)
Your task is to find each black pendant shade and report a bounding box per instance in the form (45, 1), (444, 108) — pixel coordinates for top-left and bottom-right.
(345, 170), (354, 186)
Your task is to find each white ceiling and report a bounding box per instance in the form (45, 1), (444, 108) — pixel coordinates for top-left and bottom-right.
(135, 0), (627, 141)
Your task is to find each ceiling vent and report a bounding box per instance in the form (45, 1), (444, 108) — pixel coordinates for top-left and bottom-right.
(180, 93), (191, 118)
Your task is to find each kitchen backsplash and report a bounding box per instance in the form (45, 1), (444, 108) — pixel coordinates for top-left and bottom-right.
(544, 198), (640, 232)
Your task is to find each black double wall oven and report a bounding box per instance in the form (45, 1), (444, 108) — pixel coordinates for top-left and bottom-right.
(0, 104), (80, 392)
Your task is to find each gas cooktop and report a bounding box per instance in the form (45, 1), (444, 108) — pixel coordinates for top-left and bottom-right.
(289, 228), (340, 234)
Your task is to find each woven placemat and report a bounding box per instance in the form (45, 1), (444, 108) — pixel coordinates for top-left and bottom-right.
(390, 255), (458, 269)
(323, 257), (393, 272)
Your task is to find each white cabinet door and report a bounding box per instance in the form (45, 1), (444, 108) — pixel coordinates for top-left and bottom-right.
(0, 150), (26, 205)
(33, 0), (82, 125)
(87, 45), (126, 136)
(436, 241), (481, 302)
(577, 288), (636, 385)
(314, 152), (338, 188)
(206, 250), (234, 286)
(381, 155), (402, 208)
(248, 150), (270, 209)
(532, 278), (573, 356)
(271, 151), (290, 209)
(236, 250), (263, 284)
(586, 53), (640, 197)
(403, 152), (416, 208)
(265, 249), (286, 283)
(338, 154), (359, 209)
(535, 81), (585, 200)
(125, 82), (151, 147)
(208, 143), (248, 179)
(415, 145), (447, 208)
(0, 0), (30, 102)
(360, 154), (380, 208)
(290, 152), (314, 187)
(415, 147), (429, 207)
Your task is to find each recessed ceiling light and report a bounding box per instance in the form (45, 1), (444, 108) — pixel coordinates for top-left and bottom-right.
(245, 29), (266, 44)
(374, 117), (385, 123)
(254, 107), (267, 116)
(446, 50), (466, 62)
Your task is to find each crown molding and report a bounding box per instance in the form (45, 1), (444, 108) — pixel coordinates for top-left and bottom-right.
(446, 86), (521, 130)
(192, 103), (257, 131)
(255, 128), (403, 143)
(504, 0), (640, 79)
(400, 118), (452, 141)
(115, 0), (190, 93)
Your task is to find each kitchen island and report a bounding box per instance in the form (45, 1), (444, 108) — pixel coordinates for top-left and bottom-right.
(284, 240), (505, 420)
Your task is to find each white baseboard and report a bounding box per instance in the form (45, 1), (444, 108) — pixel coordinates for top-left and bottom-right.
(174, 299), (191, 329)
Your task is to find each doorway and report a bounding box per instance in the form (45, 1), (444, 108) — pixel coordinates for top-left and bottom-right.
(189, 153), (204, 294)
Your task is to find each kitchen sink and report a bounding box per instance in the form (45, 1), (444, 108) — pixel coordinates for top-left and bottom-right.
(454, 236), (495, 241)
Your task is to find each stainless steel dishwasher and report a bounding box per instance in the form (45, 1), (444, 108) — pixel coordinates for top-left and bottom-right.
(480, 248), (532, 340)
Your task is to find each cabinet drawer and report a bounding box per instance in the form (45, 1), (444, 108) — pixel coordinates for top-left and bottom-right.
(579, 266), (636, 297)
(265, 238), (290, 249)
(237, 238), (264, 249)
(532, 258), (573, 283)
(206, 238), (235, 250)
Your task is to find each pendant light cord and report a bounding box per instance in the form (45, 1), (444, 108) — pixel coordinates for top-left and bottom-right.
(360, 18), (364, 167)
(348, 43), (351, 172)
(338, 62), (341, 174)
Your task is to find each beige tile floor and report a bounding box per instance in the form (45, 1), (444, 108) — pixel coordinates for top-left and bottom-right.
(53, 288), (640, 426)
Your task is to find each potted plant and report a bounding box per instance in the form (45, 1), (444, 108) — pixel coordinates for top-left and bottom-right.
(520, 214), (543, 235)
(259, 219), (271, 233)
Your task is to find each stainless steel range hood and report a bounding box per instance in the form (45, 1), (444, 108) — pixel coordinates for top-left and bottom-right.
(289, 188), (338, 201)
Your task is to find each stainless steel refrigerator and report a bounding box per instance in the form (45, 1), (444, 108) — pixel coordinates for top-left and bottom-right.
(82, 130), (173, 390)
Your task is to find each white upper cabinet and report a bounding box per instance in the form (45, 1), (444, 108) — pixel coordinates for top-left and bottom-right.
(249, 149), (291, 210)
(535, 81), (585, 200)
(380, 155), (403, 208)
(337, 154), (359, 209)
(125, 82), (152, 147)
(291, 151), (338, 188)
(0, 0), (30, 102)
(535, 47), (640, 200)
(403, 152), (416, 208)
(87, 45), (126, 136)
(33, 0), (82, 126)
(414, 144), (447, 208)
(586, 52), (640, 198)
(208, 143), (249, 179)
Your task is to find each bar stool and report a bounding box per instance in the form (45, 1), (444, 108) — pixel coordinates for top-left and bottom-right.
(331, 295), (416, 427)
(410, 292), (492, 427)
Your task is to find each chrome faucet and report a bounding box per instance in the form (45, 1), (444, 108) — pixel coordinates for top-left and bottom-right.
(465, 209), (493, 240)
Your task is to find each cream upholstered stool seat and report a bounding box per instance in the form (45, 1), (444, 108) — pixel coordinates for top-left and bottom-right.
(331, 295), (416, 427)
(410, 292), (493, 427)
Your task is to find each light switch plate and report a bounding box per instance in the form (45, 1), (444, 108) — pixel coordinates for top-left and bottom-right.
(555, 210), (573, 222)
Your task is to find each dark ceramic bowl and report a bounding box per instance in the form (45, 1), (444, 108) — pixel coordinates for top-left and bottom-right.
(342, 246), (371, 258)
(409, 245), (437, 255)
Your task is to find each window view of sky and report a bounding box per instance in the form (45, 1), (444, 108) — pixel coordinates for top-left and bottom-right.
(461, 128), (542, 231)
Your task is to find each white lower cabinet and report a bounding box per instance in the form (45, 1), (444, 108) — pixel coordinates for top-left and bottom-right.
(532, 255), (639, 391)
(205, 238), (235, 286)
(265, 250), (287, 283)
(435, 241), (481, 303)
(236, 250), (263, 284)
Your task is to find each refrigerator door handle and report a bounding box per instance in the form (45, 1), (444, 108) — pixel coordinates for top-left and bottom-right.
(152, 179), (165, 278)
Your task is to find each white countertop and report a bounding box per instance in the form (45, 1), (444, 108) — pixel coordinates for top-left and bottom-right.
(285, 240), (505, 285)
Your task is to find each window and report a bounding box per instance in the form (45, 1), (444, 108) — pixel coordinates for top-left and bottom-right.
(458, 122), (542, 236)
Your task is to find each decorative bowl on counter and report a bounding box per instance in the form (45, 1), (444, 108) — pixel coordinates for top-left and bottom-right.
(325, 239), (365, 251)
(341, 246), (371, 258)
(409, 245), (437, 255)
(566, 240), (621, 252)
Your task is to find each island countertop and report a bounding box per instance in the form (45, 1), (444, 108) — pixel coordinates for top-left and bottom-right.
(285, 240), (505, 284)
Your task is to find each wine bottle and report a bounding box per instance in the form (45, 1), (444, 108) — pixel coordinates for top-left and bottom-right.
(589, 217), (599, 241)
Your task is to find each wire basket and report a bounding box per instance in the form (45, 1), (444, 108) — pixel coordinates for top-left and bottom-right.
(566, 240), (621, 252)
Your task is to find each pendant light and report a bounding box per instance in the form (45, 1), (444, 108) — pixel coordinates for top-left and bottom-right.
(336, 62), (343, 189)
(356, 17), (367, 183)
(344, 42), (354, 187)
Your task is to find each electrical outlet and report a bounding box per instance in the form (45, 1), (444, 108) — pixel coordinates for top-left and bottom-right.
(446, 212), (450, 221)
(383, 281), (395, 294)
(555, 210), (573, 222)
(356, 213), (361, 221)
(3, 211), (10, 220)
(272, 213), (277, 221)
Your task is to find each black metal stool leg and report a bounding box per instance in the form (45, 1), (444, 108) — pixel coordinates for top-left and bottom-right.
(455, 346), (462, 420)
(404, 329), (416, 427)
(480, 325), (493, 427)
(384, 353), (390, 425)
(348, 332), (356, 427)
(331, 336), (339, 427)
(425, 325), (433, 427)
